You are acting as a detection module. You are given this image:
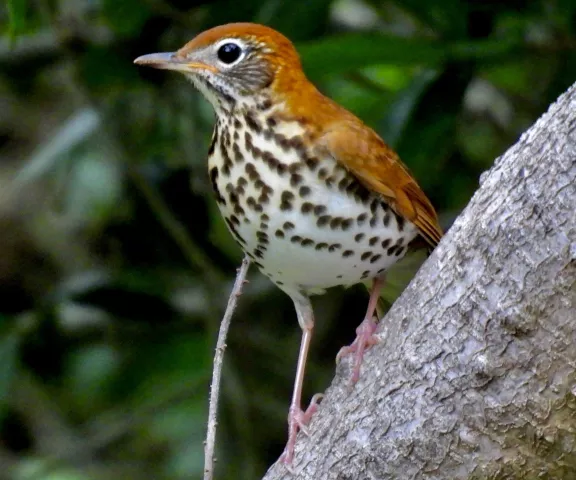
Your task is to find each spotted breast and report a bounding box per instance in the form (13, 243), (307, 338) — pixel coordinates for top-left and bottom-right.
(208, 99), (417, 297)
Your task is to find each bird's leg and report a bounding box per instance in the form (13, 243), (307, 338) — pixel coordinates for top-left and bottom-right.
(337, 276), (384, 383)
(280, 294), (319, 465)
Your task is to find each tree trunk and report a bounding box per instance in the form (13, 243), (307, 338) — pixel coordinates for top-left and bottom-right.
(262, 82), (576, 479)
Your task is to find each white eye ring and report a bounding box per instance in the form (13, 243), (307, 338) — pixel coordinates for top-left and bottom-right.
(214, 38), (246, 67)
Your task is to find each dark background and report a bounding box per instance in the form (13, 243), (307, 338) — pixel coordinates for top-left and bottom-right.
(1, 0), (575, 478)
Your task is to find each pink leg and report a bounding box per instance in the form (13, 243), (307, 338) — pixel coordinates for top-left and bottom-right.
(337, 276), (384, 383)
(280, 295), (322, 465)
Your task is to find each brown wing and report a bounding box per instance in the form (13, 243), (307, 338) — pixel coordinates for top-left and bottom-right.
(319, 122), (443, 248)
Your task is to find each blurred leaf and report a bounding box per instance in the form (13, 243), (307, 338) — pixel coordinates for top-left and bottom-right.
(78, 47), (142, 93)
(72, 285), (180, 324)
(394, 64), (475, 180)
(101, 0), (152, 37)
(10, 109), (100, 192)
(7, 0), (27, 40)
(257, 0), (332, 41)
(299, 34), (521, 79)
(389, 0), (468, 37)
(379, 69), (438, 146)
(0, 319), (20, 409)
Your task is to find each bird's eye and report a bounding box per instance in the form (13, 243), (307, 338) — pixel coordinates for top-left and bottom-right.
(217, 43), (242, 64)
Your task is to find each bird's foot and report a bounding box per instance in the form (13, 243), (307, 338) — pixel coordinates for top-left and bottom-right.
(280, 394), (324, 465)
(336, 316), (380, 383)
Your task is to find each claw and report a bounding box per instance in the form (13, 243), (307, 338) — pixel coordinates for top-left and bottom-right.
(280, 394), (324, 464)
(337, 316), (380, 383)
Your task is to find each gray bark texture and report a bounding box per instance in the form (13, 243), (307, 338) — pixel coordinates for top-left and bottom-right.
(262, 82), (576, 480)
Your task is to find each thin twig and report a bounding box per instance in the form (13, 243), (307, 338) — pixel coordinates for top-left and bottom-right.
(204, 256), (251, 480)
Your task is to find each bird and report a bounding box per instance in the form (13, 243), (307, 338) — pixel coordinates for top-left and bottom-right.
(134, 23), (442, 464)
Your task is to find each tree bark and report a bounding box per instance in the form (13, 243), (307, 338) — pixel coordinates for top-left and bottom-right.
(262, 82), (576, 479)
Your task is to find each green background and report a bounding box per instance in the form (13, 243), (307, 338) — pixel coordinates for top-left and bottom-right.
(1, 0), (575, 478)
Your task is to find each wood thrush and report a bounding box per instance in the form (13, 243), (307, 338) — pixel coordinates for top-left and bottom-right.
(135, 23), (442, 464)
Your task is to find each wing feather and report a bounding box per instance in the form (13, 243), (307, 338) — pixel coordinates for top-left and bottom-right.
(319, 124), (443, 248)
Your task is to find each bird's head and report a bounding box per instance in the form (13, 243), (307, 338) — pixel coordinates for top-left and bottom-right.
(134, 23), (306, 110)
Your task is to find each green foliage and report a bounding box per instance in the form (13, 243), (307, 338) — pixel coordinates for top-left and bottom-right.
(6, 0), (27, 40)
(1, 0), (575, 479)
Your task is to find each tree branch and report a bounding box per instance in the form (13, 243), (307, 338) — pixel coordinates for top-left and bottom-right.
(263, 82), (576, 479)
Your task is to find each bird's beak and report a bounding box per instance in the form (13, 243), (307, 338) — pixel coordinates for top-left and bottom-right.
(134, 52), (218, 73)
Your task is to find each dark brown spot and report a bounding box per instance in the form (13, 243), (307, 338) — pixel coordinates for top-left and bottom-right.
(275, 229), (285, 238)
(288, 163), (302, 173)
(238, 177), (248, 187)
(259, 98), (272, 111)
(230, 215), (240, 226)
(290, 174), (303, 187)
(254, 261), (264, 269)
(369, 236), (379, 246)
(396, 214), (405, 232)
(329, 243), (341, 252)
(329, 217), (342, 229)
(283, 222), (295, 230)
(370, 200), (379, 214)
(208, 128), (218, 156)
(262, 151), (278, 168)
(357, 213), (367, 225)
(301, 238), (314, 247)
(277, 163), (288, 175)
(244, 112), (262, 133)
(315, 243), (328, 251)
(258, 192), (270, 205)
(275, 134), (290, 151)
(387, 245), (397, 256)
(266, 116), (277, 127)
(245, 163), (260, 180)
(299, 186), (311, 197)
(361, 252), (372, 261)
(313, 205), (326, 215)
(244, 131), (253, 149)
(383, 212), (391, 227)
(370, 254), (382, 264)
(381, 239), (391, 249)
(396, 246), (406, 257)
(254, 247), (265, 259)
(305, 157), (319, 171)
(209, 167), (226, 205)
(341, 219), (353, 230)
(301, 202), (313, 214)
(318, 167), (328, 180)
(234, 118), (242, 129)
(370, 217), (377, 227)
(342, 250), (354, 258)
(290, 235), (302, 243)
(354, 233), (365, 242)
(317, 215), (331, 227)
